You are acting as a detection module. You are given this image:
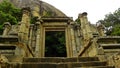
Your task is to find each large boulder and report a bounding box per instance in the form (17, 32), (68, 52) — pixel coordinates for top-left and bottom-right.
(6, 0), (67, 17)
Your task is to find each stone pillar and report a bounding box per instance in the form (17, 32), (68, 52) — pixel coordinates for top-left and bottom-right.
(79, 12), (93, 46)
(66, 25), (73, 57)
(97, 23), (105, 36)
(28, 24), (34, 52)
(18, 7), (31, 57)
(77, 25), (81, 37)
(31, 25), (36, 52)
(79, 13), (86, 40)
(35, 22), (41, 57)
(28, 24), (34, 45)
(82, 12), (92, 39)
(2, 22), (11, 36)
(18, 7), (31, 43)
(75, 24), (81, 53)
(70, 22), (77, 57)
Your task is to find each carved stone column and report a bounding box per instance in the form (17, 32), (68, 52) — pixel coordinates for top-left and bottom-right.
(17, 7), (31, 57)
(70, 22), (77, 57)
(79, 13), (86, 39)
(79, 12), (93, 47)
(97, 24), (105, 36)
(75, 24), (81, 53)
(82, 12), (92, 39)
(2, 22), (11, 36)
(66, 25), (73, 57)
(28, 24), (34, 45)
(28, 24), (34, 54)
(18, 7), (31, 43)
(35, 22), (41, 57)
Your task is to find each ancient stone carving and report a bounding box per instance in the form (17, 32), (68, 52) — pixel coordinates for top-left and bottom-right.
(2, 22), (11, 36)
(18, 7), (30, 42)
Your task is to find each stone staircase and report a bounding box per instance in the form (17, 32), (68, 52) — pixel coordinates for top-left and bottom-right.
(0, 35), (26, 63)
(0, 36), (18, 56)
(8, 57), (114, 68)
(100, 44), (120, 54)
(96, 36), (120, 68)
(97, 36), (120, 56)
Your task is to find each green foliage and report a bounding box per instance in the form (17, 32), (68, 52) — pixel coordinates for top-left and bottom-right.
(97, 8), (120, 35)
(0, 0), (21, 34)
(45, 31), (66, 57)
(0, 0), (22, 34)
(0, 0), (21, 24)
(111, 24), (120, 36)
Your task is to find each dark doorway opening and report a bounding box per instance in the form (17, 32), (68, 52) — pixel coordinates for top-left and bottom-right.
(45, 31), (67, 57)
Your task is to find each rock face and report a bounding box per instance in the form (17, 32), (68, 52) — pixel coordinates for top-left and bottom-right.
(8, 0), (66, 17)
(0, 0), (66, 17)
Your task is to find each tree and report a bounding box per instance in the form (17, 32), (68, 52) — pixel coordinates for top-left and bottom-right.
(111, 24), (120, 36)
(97, 8), (120, 35)
(0, 0), (21, 34)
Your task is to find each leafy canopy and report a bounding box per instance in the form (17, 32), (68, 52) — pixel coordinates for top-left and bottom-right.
(0, 0), (21, 34)
(97, 8), (120, 35)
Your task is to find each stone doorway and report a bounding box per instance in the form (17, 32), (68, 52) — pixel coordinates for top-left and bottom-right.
(40, 18), (73, 57)
(45, 31), (67, 57)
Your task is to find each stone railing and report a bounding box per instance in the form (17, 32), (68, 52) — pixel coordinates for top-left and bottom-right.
(78, 38), (99, 57)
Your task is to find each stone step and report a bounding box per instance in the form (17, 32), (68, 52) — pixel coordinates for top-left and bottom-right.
(6, 55), (23, 62)
(0, 35), (18, 43)
(104, 49), (120, 53)
(0, 50), (15, 55)
(97, 36), (120, 44)
(75, 66), (114, 68)
(0, 45), (16, 50)
(0, 44), (16, 55)
(23, 57), (99, 63)
(66, 61), (107, 67)
(18, 61), (107, 68)
(101, 44), (120, 49)
(98, 36), (120, 41)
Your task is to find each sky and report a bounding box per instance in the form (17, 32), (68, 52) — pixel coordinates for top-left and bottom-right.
(42, 0), (120, 24)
